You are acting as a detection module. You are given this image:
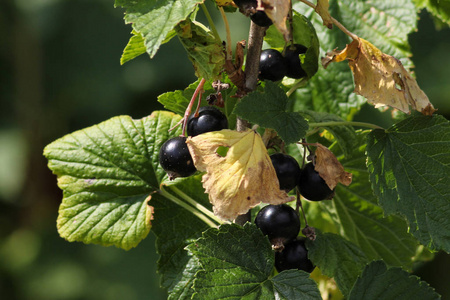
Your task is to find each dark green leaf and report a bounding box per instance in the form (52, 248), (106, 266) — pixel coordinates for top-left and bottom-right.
(367, 114), (450, 252)
(176, 20), (225, 80)
(349, 261), (441, 300)
(414, 0), (450, 26)
(152, 176), (212, 299)
(234, 82), (308, 144)
(188, 223), (321, 299)
(44, 111), (182, 249)
(115, 0), (203, 58)
(306, 232), (369, 296)
(321, 130), (418, 269)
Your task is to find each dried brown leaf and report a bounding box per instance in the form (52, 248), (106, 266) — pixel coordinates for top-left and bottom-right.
(314, 143), (352, 190)
(187, 129), (293, 220)
(322, 38), (436, 116)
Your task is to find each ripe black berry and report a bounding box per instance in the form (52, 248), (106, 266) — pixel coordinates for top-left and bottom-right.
(255, 204), (300, 244)
(270, 153), (301, 192)
(250, 11), (273, 27)
(159, 136), (196, 180)
(259, 49), (288, 81)
(275, 238), (315, 273)
(187, 106), (228, 137)
(284, 44), (308, 79)
(298, 162), (334, 201)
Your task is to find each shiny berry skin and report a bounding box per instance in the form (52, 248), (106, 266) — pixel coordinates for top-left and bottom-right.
(250, 11), (273, 27)
(255, 204), (300, 243)
(270, 153), (301, 192)
(187, 106), (228, 137)
(298, 162), (334, 201)
(284, 44), (308, 79)
(275, 238), (315, 273)
(159, 136), (196, 180)
(259, 49), (288, 81)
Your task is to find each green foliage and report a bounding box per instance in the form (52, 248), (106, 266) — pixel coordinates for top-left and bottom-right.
(348, 261), (440, 300)
(44, 112), (183, 249)
(187, 223), (322, 299)
(414, 0), (450, 26)
(306, 232), (369, 296)
(176, 20), (225, 80)
(115, 0), (203, 58)
(234, 82), (308, 144)
(323, 131), (418, 268)
(43, 0), (450, 298)
(367, 114), (450, 252)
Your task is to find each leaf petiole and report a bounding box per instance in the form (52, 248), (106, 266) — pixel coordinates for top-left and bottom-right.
(201, 4), (221, 42)
(308, 121), (383, 130)
(170, 186), (224, 224)
(159, 187), (219, 228)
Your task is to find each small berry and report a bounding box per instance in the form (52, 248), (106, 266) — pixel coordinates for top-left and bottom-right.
(275, 238), (315, 273)
(187, 106), (228, 137)
(159, 136), (196, 180)
(250, 11), (273, 27)
(284, 44), (308, 79)
(270, 153), (301, 192)
(255, 204), (300, 245)
(259, 49), (288, 82)
(298, 162), (334, 201)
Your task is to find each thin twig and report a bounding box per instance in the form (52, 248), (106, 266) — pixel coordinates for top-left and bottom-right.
(219, 7), (233, 60)
(298, 0), (359, 41)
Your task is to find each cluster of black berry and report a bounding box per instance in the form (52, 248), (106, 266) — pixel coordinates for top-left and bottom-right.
(270, 153), (334, 201)
(259, 44), (308, 81)
(254, 153), (335, 273)
(159, 106), (228, 180)
(233, 0), (273, 27)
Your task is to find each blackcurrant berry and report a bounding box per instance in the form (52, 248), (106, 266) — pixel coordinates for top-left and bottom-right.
(259, 49), (288, 82)
(270, 153), (302, 192)
(284, 44), (308, 79)
(187, 106), (228, 137)
(255, 204), (300, 244)
(159, 136), (196, 180)
(233, 0), (256, 13)
(298, 162), (334, 201)
(275, 238), (315, 273)
(250, 11), (273, 27)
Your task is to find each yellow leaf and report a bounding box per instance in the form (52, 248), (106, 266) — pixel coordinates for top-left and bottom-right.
(322, 38), (436, 116)
(314, 143), (352, 190)
(315, 0), (333, 29)
(261, 0), (291, 41)
(187, 129), (293, 220)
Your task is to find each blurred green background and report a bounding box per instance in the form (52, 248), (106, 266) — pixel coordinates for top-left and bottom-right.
(0, 0), (449, 299)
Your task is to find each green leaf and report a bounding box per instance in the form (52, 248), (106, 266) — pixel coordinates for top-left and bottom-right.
(188, 223), (322, 299)
(44, 111), (182, 249)
(152, 176), (212, 299)
(120, 30), (146, 64)
(414, 0), (450, 26)
(367, 114), (450, 252)
(306, 232), (369, 297)
(234, 82), (308, 144)
(176, 20), (225, 80)
(349, 261), (441, 300)
(115, 0), (203, 58)
(321, 131), (418, 269)
(265, 12), (320, 79)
